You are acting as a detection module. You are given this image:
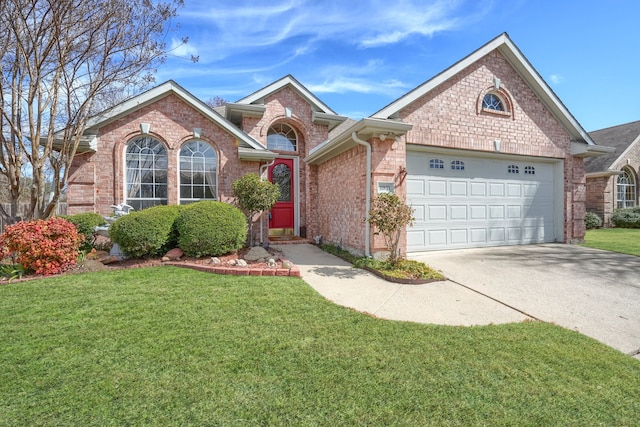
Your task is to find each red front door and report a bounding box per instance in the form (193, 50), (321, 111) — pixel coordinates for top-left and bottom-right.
(268, 158), (295, 231)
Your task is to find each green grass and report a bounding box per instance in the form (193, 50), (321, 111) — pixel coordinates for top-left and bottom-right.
(1, 267), (639, 426)
(583, 228), (640, 256)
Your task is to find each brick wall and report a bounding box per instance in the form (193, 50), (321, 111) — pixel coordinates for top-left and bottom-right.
(395, 49), (582, 243)
(239, 87), (330, 240)
(67, 94), (259, 216)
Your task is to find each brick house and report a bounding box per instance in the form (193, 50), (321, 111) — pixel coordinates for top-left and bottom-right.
(585, 120), (640, 225)
(67, 33), (610, 257)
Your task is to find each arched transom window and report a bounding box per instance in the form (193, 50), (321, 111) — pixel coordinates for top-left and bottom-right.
(125, 136), (168, 210)
(617, 168), (637, 208)
(179, 140), (218, 204)
(267, 123), (297, 151)
(482, 93), (505, 111)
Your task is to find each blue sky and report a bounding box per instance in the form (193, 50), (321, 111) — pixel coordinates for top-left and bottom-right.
(157, 0), (640, 132)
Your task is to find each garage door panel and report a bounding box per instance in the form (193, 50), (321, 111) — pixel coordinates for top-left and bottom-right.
(489, 205), (505, 219)
(428, 180), (447, 195)
(406, 179), (425, 196)
(406, 152), (558, 252)
(450, 229), (468, 244)
(429, 205), (447, 220)
(470, 205), (487, 219)
(470, 182), (486, 196)
(450, 205), (467, 220)
(489, 183), (505, 196)
(449, 181), (467, 196)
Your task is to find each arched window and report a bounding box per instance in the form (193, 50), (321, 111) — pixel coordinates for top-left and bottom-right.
(179, 140), (218, 204)
(617, 168), (637, 208)
(267, 123), (297, 151)
(125, 136), (167, 210)
(482, 93), (505, 111)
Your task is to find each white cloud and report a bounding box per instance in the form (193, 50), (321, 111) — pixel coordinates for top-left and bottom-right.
(549, 74), (563, 84)
(178, 0), (488, 58)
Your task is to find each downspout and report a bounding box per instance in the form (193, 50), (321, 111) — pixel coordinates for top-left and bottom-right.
(259, 159), (276, 245)
(352, 132), (372, 257)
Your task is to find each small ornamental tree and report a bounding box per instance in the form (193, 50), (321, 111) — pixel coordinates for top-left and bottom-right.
(367, 192), (415, 265)
(232, 173), (280, 246)
(0, 217), (84, 275)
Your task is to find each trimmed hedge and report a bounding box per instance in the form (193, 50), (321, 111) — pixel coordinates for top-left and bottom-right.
(611, 207), (640, 228)
(175, 201), (247, 257)
(63, 212), (107, 252)
(584, 211), (602, 230)
(109, 205), (183, 258)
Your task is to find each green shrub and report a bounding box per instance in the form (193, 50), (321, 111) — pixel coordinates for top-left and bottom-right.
(0, 217), (83, 275)
(584, 211), (602, 230)
(175, 201), (247, 257)
(611, 207), (640, 228)
(63, 212), (107, 251)
(109, 205), (183, 258)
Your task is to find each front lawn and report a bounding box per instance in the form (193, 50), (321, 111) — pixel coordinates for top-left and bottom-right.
(1, 267), (639, 425)
(583, 228), (640, 256)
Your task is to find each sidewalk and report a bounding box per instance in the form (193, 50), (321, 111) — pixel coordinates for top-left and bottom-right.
(273, 243), (530, 326)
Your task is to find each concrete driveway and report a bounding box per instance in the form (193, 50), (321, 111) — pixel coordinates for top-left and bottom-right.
(410, 244), (640, 358)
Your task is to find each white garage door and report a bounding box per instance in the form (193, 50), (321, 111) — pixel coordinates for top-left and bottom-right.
(406, 151), (558, 252)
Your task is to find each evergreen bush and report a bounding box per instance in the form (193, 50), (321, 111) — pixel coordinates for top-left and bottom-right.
(175, 201), (247, 257)
(584, 211), (602, 230)
(63, 212), (107, 251)
(109, 204), (182, 258)
(611, 207), (640, 228)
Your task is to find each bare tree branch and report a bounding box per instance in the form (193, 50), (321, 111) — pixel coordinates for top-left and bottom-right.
(0, 0), (187, 222)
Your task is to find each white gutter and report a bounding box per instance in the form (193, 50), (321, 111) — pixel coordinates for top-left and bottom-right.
(352, 131), (372, 257)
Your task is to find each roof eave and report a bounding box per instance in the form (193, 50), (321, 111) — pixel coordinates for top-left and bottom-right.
(571, 141), (616, 158)
(312, 111), (348, 132)
(305, 118), (412, 165)
(237, 147), (278, 162)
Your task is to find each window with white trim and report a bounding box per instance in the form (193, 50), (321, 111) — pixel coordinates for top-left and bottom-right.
(508, 165), (519, 174)
(524, 166), (535, 175)
(267, 123), (297, 151)
(179, 140), (218, 204)
(617, 168), (637, 208)
(482, 93), (505, 111)
(125, 136), (168, 210)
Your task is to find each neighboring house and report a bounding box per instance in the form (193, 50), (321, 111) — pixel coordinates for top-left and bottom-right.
(585, 120), (640, 225)
(66, 33), (611, 257)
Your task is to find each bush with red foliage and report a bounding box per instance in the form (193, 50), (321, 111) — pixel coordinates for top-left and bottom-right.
(0, 217), (84, 276)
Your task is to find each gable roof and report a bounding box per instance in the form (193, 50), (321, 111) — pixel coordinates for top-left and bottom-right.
(585, 120), (640, 173)
(236, 74), (337, 114)
(372, 33), (596, 147)
(83, 80), (271, 154)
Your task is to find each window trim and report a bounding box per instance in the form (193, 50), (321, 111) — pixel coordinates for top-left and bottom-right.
(477, 86), (514, 119)
(617, 167), (637, 209)
(178, 139), (219, 205)
(267, 123), (298, 152)
(124, 135), (168, 211)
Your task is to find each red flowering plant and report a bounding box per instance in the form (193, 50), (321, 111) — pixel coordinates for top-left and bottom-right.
(0, 217), (84, 276)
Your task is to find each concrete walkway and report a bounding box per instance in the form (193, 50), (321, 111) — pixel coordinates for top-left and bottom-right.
(273, 243), (530, 326)
(273, 243), (640, 360)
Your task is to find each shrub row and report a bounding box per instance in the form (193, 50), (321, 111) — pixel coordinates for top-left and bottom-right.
(611, 207), (640, 228)
(110, 201), (247, 258)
